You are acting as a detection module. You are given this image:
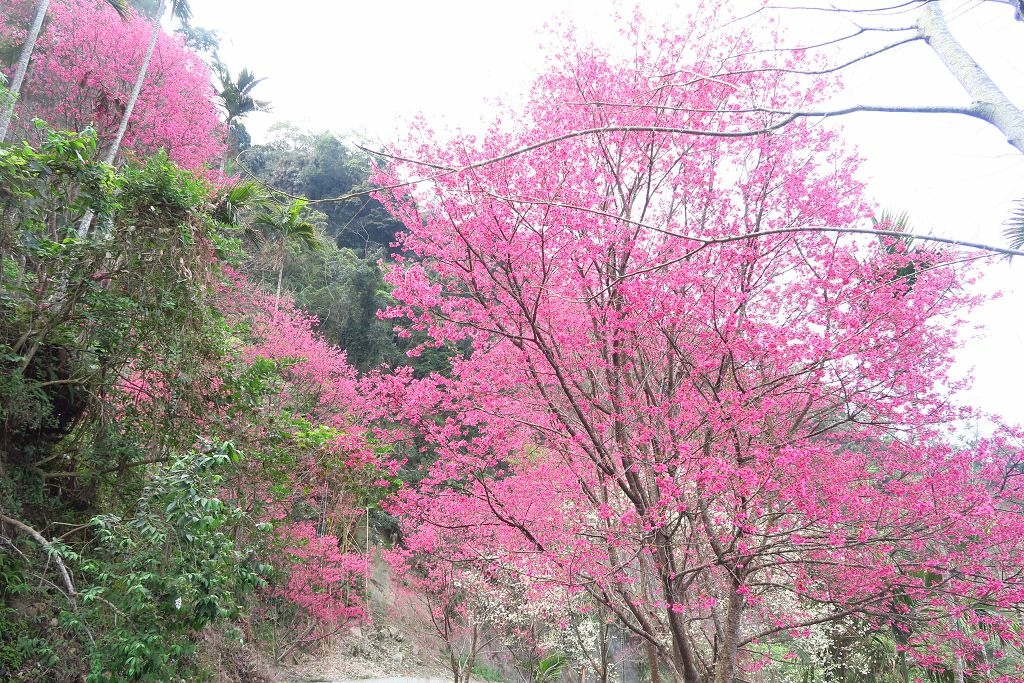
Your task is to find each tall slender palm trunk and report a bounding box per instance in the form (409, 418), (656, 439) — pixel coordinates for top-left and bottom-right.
(275, 243), (285, 312)
(103, 0), (164, 166)
(0, 0), (51, 142)
(79, 0), (166, 238)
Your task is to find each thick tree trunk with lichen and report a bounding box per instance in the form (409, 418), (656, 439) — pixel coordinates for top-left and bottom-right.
(918, 2), (1024, 154)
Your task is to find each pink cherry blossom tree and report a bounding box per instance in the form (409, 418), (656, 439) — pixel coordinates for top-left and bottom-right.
(387, 545), (495, 683)
(118, 271), (387, 658)
(0, 0), (223, 172)
(373, 14), (1024, 683)
(0, 0), (129, 142)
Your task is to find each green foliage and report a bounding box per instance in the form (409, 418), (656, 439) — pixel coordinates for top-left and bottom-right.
(214, 61), (270, 125)
(0, 360), (50, 432)
(0, 73), (14, 120)
(254, 197), (322, 252)
(0, 125), (117, 237)
(242, 124), (403, 254)
(176, 24), (220, 55)
(0, 125), (246, 679)
(118, 149), (208, 220)
(235, 125), (463, 374)
(1003, 199), (1024, 250)
(0, 555), (28, 674)
(535, 653), (567, 683)
(871, 210), (934, 291)
(0, 118), (446, 679)
(214, 60), (269, 168)
(471, 662), (506, 682)
(212, 180), (269, 227)
(0, 123), (395, 679)
(238, 194), (401, 370)
(282, 244), (400, 371)
(76, 443), (265, 682)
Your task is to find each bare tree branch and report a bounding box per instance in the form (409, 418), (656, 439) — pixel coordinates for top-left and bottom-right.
(477, 192), (1024, 257)
(717, 23), (918, 64)
(684, 225), (1024, 257)
(0, 513), (76, 598)
(769, 0), (934, 16)
(239, 100), (977, 206)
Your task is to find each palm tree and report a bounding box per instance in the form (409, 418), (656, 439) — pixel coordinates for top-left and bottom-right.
(872, 210), (929, 291)
(253, 199), (321, 311)
(211, 180), (270, 228)
(214, 60), (270, 171)
(535, 653), (567, 683)
(0, 0), (131, 143)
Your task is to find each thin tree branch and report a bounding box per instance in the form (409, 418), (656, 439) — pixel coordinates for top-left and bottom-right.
(475, 191), (1024, 257)
(0, 513), (76, 597)
(685, 225), (1024, 257)
(711, 23), (918, 68)
(42, 454), (171, 480)
(248, 102), (979, 207)
(769, 1), (934, 16)
(567, 102), (977, 118)
(673, 34), (922, 84)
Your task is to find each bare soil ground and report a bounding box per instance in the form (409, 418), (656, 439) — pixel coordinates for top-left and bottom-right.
(276, 623), (449, 683)
(275, 554), (455, 683)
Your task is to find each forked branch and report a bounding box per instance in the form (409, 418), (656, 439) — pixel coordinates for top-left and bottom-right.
(0, 512), (76, 597)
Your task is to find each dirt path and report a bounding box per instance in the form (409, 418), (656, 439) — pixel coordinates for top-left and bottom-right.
(276, 559), (457, 683)
(332, 679), (451, 683)
(273, 624), (452, 683)
(283, 672), (452, 683)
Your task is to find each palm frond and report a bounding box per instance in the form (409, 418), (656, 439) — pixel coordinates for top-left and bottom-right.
(105, 0), (133, 20)
(236, 69), (268, 99)
(170, 0), (191, 25)
(536, 654), (567, 683)
(286, 198), (307, 220)
(871, 210), (914, 253)
(1003, 199), (1024, 250)
(215, 61), (271, 122)
(252, 212), (281, 232)
(872, 210), (910, 232)
(224, 180), (267, 207)
(212, 180), (269, 226)
(253, 199), (323, 251)
(212, 60), (231, 88)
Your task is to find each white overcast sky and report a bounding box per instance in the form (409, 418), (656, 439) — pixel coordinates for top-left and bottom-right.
(191, 0), (1024, 425)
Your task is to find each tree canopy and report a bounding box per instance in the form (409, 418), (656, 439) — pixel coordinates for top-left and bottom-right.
(243, 125), (405, 254)
(1, 3), (1023, 682)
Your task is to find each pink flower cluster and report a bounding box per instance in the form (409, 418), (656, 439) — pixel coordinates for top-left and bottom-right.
(276, 521), (367, 626)
(370, 12), (1024, 679)
(1, 0), (224, 172)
